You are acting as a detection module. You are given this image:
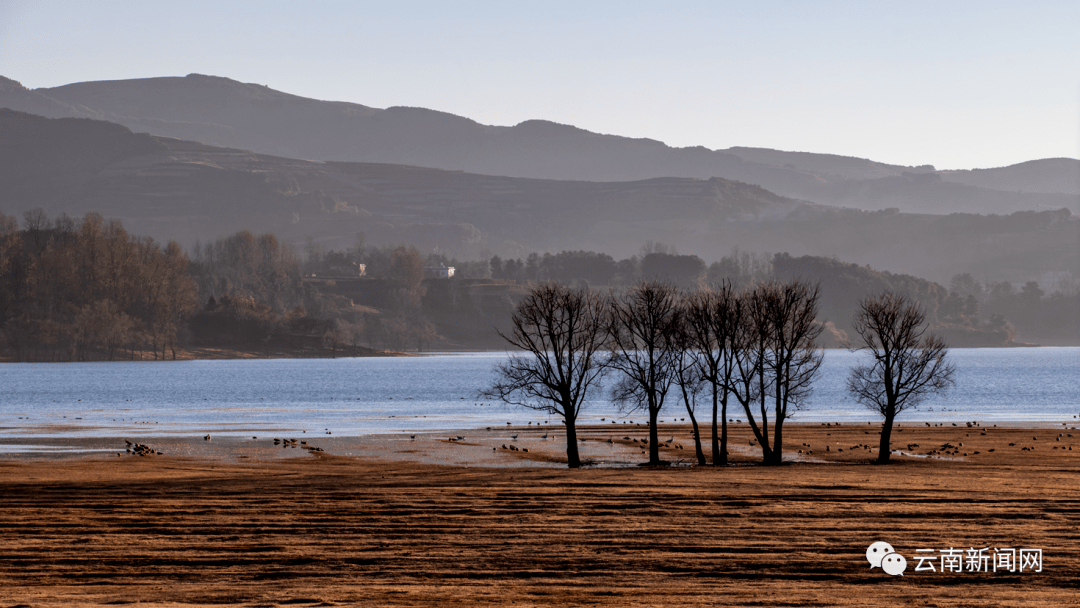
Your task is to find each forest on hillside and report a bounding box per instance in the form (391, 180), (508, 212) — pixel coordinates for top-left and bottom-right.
(1, 210), (1077, 362)
(0, 209), (521, 360)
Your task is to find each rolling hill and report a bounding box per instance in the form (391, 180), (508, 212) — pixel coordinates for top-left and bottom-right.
(1, 109), (1076, 285)
(3, 74), (1076, 216)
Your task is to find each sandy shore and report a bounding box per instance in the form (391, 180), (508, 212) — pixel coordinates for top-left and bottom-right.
(2, 419), (1077, 467)
(0, 423), (1077, 606)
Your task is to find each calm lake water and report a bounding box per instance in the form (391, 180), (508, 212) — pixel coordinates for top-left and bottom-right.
(0, 348), (1077, 440)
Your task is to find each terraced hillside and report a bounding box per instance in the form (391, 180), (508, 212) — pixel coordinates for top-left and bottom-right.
(4, 74), (1077, 215)
(2, 109), (1076, 283)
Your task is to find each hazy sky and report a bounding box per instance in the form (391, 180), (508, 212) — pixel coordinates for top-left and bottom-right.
(1, 0), (1077, 169)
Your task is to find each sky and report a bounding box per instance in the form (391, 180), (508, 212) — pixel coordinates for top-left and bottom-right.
(1, 0), (1077, 170)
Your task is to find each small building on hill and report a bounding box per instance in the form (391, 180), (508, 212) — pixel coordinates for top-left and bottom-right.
(324, 262), (365, 277)
(424, 265), (455, 279)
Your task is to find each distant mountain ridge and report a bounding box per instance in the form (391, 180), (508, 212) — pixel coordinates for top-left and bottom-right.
(2, 74), (1077, 215)
(1, 109), (1075, 287)
(939, 158), (1080, 195)
(0, 108), (798, 252)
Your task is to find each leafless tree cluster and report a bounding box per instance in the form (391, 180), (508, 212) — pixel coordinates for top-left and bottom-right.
(0, 210), (198, 361)
(186, 230), (318, 351)
(485, 279), (826, 467)
(381, 245), (434, 350)
(612, 281), (824, 466)
(733, 281), (825, 466)
(191, 237), (434, 353)
(680, 283), (743, 466)
(190, 231), (302, 313)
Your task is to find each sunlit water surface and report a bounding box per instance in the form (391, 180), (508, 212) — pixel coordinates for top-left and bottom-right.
(0, 348), (1076, 440)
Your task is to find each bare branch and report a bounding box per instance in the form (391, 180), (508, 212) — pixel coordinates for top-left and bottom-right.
(847, 292), (956, 463)
(481, 282), (608, 468)
(606, 281), (682, 465)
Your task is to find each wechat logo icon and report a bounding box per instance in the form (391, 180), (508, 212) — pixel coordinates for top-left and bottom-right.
(867, 541), (907, 576)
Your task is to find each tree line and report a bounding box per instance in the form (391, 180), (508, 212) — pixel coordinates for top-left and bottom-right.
(0, 210), (335, 361)
(484, 281), (953, 468)
(0, 211), (497, 359)
(0, 211), (513, 358)
(4, 209), (1071, 360)
(0, 210), (198, 361)
(303, 237), (1080, 347)
(942, 272), (1078, 345)
(306, 242), (458, 352)
(489, 246), (771, 290)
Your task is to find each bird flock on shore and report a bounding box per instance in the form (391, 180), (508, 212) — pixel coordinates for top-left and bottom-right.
(119, 439), (161, 457)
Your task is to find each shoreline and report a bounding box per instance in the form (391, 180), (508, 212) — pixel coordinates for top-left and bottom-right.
(0, 344), (418, 363)
(2, 421), (1076, 467)
(3, 344), (1078, 364)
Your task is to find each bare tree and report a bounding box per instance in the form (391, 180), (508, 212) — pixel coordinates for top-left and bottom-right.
(607, 281), (682, 466)
(482, 283), (608, 468)
(682, 282), (743, 465)
(22, 208), (49, 255)
(76, 299), (136, 361)
(388, 245), (426, 313)
(161, 241), (199, 359)
(336, 319), (365, 355)
(732, 281), (824, 465)
(672, 334), (708, 465)
(848, 292), (955, 463)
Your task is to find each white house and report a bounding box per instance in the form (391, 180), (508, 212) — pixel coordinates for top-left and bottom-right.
(424, 265), (455, 279)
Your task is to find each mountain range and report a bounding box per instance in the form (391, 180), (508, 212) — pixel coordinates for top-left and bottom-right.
(3, 74), (1078, 217)
(2, 108), (1076, 286)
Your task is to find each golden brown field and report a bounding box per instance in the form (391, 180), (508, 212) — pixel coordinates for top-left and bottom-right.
(0, 423), (1077, 607)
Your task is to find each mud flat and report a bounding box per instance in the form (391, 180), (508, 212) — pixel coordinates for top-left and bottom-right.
(0, 423), (1077, 607)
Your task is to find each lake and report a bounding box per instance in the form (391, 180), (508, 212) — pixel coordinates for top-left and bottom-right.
(0, 348), (1077, 442)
